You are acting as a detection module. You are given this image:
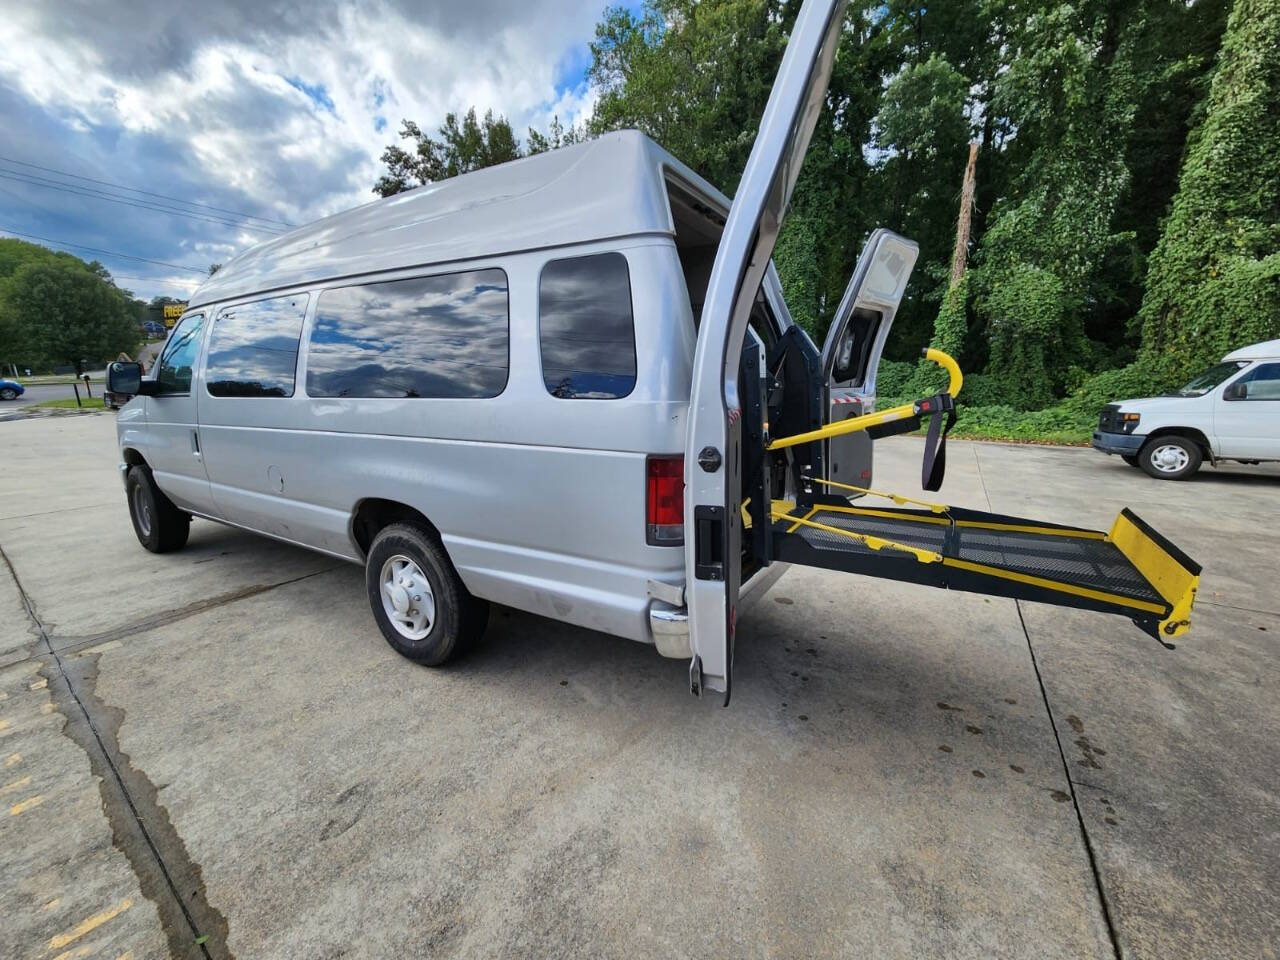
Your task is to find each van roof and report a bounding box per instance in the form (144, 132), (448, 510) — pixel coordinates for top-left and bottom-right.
(1223, 338), (1280, 361)
(189, 130), (727, 309)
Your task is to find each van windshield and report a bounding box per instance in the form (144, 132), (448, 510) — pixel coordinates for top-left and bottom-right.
(1170, 361), (1248, 397)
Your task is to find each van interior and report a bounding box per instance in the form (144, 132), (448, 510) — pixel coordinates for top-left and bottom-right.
(666, 176), (826, 581)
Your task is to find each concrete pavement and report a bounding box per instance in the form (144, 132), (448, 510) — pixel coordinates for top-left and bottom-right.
(0, 414), (1276, 958)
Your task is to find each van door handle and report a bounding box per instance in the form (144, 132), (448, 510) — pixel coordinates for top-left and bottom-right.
(694, 505), (725, 581)
(191, 430), (201, 458)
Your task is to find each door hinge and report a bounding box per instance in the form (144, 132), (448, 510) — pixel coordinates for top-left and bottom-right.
(689, 655), (704, 698)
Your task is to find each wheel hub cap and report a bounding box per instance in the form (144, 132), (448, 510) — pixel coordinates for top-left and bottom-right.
(1152, 444), (1188, 472)
(379, 555), (435, 641)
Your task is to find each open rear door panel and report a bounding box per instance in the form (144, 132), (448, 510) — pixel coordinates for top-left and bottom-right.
(685, 0), (848, 703)
(771, 498), (1200, 643)
(821, 230), (918, 494)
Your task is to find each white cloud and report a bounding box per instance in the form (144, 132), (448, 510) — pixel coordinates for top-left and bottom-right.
(0, 0), (606, 301)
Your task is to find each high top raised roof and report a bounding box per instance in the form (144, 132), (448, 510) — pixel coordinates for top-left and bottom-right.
(1223, 339), (1280, 362)
(190, 130), (726, 308)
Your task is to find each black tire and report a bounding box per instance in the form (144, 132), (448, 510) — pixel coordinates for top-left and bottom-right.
(1121, 454), (1140, 467)
(365, 522), (488, 666)
(125, 465), (190, 552)
(0, 388), (17, 401)
(1138, 435), (1202, 481)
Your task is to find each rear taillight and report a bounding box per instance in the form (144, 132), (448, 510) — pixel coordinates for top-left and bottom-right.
(646, 455), (684, 546)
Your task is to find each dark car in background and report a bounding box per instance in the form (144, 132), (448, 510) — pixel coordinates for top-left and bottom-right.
(0, 377), (25, 401)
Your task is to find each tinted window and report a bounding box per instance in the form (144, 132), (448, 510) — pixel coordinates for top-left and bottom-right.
(832, 307), (880, 385)
(154, 313), (205, 395)
(207, 295), (307, 397)
(1237, 362), (1280, 400)
(539, 253), (636, 399)
(307, 269), (508, 399)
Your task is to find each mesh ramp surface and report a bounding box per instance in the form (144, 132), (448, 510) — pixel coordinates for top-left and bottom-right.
(796, 507), (1164, 607)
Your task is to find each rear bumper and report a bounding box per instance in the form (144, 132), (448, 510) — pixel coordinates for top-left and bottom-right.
(648, 561), (790, 660)
(1092, 430), (1144, 455)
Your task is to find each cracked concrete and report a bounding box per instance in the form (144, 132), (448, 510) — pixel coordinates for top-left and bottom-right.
(0, 414), (1276, 958)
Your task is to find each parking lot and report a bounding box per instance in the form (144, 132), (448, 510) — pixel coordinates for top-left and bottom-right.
(1, 413), (1277, 959)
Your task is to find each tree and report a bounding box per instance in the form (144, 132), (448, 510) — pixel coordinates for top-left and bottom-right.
(1136, 0), (1280, 382)
(374, 109), (523, 196)
(4, 260), (140, 374)
(527, 116), (586, 154)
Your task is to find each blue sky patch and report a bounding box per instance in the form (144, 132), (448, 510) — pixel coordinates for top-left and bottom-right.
(284, 76), (336, 113)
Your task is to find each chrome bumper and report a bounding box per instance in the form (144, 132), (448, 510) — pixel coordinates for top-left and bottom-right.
(647, 562), (790, 660)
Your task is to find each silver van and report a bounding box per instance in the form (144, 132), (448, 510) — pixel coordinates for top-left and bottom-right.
(108, 0), (1200, 703)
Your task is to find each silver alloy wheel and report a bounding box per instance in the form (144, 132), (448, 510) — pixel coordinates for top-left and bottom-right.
(1149, 442), (1190, 474)
(132, 484), (153, 537)
(0, 388), (16, 400)
(379, 554), (436, 641)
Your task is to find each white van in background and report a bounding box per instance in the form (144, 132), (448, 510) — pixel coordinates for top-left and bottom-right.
(1093, 339), (1280, 479)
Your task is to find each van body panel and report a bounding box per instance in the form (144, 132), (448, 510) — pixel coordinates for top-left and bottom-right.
(141, 312), (219, 517)
(141, 237), (693, 649)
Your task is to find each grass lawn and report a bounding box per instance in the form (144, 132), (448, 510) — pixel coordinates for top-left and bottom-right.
(31, 397), (114, 411)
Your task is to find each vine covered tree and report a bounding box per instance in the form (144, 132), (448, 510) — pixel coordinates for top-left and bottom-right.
(1136, 0), (1280, 382)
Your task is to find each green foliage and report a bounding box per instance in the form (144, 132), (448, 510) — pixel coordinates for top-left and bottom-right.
(366, 0), (1268, 443)
(373, 108), (588, 197)
(1137, 0), (1280, 382)
(874, 358), (914, 397)
(589, 0), (790, 192)
(875, 55), (969, 163)
(3, 259), (139, 373)
(373, 109), (522, 196)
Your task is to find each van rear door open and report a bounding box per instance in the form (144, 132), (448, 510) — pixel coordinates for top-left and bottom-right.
(684, 0), (847, 703)
(820, 229), (918, 495)
(685, 0), (1200, 704)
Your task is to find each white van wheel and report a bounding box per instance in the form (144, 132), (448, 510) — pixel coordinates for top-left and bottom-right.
(364, 523), (488, 665)
(378, 554), (436, 640)
(1139, 436), (1201, 480)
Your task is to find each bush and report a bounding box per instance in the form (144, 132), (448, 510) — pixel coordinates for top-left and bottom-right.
(875, 359), (914, 397)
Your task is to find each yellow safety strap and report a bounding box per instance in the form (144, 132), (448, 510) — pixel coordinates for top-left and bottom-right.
(770, 506), (943, 564)
(811, 476), (949, 513)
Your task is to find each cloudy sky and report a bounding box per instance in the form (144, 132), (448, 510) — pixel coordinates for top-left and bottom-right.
(0, 0), (615, 302)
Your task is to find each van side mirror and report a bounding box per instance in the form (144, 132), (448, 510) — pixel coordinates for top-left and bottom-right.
(107, 361), (151, 397)
(1223, 381), (1247, 401)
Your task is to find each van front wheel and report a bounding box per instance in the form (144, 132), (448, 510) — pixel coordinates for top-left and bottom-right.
(365, 523), (488, 666)
(125, 465), (190, 552)
(1139, 436), (1201, 480)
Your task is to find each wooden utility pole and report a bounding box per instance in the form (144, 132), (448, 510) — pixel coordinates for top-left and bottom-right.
(949, 142), (980, 288)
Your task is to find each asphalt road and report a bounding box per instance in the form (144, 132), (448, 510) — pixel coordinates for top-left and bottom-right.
(1, 415), (1276, 959)
(1, 382), (107, 409)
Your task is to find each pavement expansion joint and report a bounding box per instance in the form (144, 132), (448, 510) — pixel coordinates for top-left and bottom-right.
(1, 541), (232, 960)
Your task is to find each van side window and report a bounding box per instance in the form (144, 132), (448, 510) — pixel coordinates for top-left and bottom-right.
(1236, 363), (1280, 400)
(154, 313), (205, 395)
(206, 295), (308, 397)
(832, 307), (880, 385)
(307, 269), (509, 399)
(539, 252), (636, 399)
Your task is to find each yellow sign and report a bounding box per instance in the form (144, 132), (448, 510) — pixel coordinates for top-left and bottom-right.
(162, 303), (186, 320)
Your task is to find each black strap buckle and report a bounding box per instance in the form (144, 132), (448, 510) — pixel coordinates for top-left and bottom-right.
(918, 393), (957, 492)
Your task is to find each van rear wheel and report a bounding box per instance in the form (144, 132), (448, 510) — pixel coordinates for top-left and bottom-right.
(125, 465), (190, 552)
(364, 523), (488, 665)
